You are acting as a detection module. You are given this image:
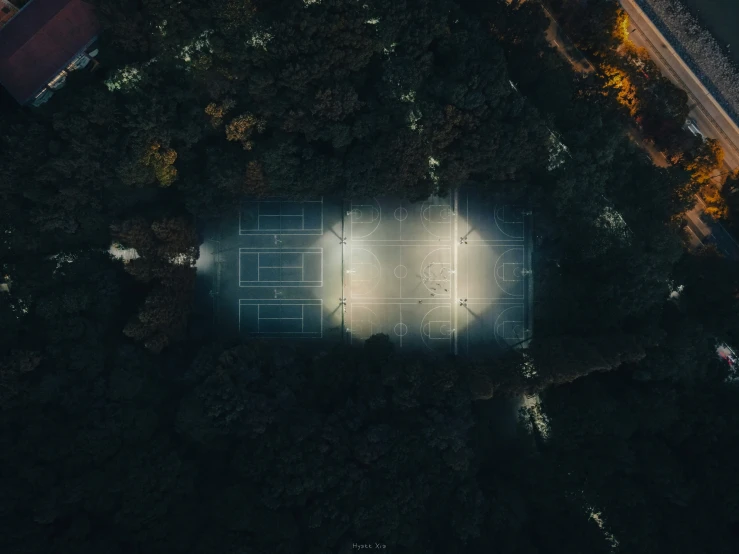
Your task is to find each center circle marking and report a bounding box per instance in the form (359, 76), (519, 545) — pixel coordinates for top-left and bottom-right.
(394, 207), (408, 221)
(394, 323), (408, 337)
(394, 265), (408, 279)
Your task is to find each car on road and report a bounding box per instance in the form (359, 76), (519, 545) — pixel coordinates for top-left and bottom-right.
(685, 118), (705, 140)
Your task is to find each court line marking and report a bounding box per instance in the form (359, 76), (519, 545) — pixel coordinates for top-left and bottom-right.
(453, 188), (459, 355)
(462, 238), (524, 243)
(420, 248), (451, 296)
(422, 321), (454, 339)
(350, 239), (456, 243)
(240, 299), (322, 303)
(399, 304), (403, 347)
(399, 238), (402, 299)
(349, 199), (382, 239)
(349, 239), (521, 243)
(420, 305), (452, 351)
(420, 202), (453, 239)
(350, 299), (451, 304)
(349, 247), (382, 296)
(349, 304), (379, 344)
(492, 247), (525, 298)
(239, 299), (323, 338)
(239, 248), (323, 287)
(463, 299), (520, 303)
(494, 205), (525, 239)
(494, 305), (525, 343)
(349, 243), (453, 299)
(343, 192), (531, 354)
(239, 198), (324, 235)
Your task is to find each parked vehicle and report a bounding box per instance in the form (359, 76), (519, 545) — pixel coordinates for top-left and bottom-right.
(685, 118), (705, 140)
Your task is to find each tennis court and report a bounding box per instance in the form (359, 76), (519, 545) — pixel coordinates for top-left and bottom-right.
(197, 189), (533, 354)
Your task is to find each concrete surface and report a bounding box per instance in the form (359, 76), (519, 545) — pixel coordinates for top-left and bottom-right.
(196, 192), (534, 355)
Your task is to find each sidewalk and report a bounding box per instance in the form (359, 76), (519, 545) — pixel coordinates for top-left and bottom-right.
(619, 0), (739, 171)
(540, 4), (595, 76)
(688, 195), (739, 260)
(539, 1), (739, 258)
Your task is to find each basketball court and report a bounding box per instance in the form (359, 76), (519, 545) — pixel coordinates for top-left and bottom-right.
(198, 189), (533, 355)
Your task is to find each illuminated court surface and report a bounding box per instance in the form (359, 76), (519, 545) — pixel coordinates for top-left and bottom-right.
(197, 190), (533, 355)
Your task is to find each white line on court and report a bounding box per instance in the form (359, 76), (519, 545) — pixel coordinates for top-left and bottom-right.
(399, 233), (403, 299)
(239, 299), (323, 338)
(239, 198), (324, 235)
(492, 247), (525, 298)
(453, 188), (459, 355)
(349, 239), (461, 243)
(351, 300), (451, 304)
(399, 304), (403, 347)
(494, 206), (525, 240)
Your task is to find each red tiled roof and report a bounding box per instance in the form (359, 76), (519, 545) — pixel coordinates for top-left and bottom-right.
(0, 0), (100, 104)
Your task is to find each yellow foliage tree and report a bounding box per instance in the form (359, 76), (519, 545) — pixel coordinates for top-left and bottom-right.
(702, 181), (729, 220)
(613, 9), (631, 45)
(684, 139), (728, 218)
(204, 98), (235, 128)
(142, 141), (178, 187)
(225, 113), (266, 150)
(601, 64), (640, 116)
(685, 138), (724, 184)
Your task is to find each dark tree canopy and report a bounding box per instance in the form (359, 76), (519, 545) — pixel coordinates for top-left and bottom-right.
(2, 0), (739, 553)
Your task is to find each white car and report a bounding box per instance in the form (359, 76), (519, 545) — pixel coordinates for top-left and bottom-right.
(685, 118), (705, 140)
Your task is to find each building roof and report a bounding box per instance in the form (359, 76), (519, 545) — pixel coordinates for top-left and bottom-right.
(0, 2), (20, 30)
(0, 0), (99, 104)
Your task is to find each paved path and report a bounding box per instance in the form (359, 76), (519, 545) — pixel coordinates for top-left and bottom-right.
(686, 195), (739, 259)
(627, 127), (669, 167)
(619, 0), (739, 171)
(541, 4), (595, 75)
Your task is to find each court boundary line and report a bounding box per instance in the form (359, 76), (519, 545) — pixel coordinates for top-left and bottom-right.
(420, 201), (453, 239)
(494, 205), (525, 240)
(239, 198), (324, 236)
(238, 298), (323, 338)
(349, 299), (452, 304)
(462, 238), (524, 243)
(349, 199), (382, 239)
(349, 246), (383, 297)
(422, 320), (454, 340)
(494, 305), (526, 342)
(347, 243), (454, 300)
(492, 247), (525, 298)
(420, 305), (453, 351)
(238, 247), (323, 288)
(348, 304), (379, 345)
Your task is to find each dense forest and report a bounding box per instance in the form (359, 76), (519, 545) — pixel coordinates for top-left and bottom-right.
(2, 0), (739, 552)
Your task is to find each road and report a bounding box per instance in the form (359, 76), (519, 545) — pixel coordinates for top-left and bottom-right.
(619, 0), (739, 171)
(617, 0), (739, 259)
(540, 0), (739, 259)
